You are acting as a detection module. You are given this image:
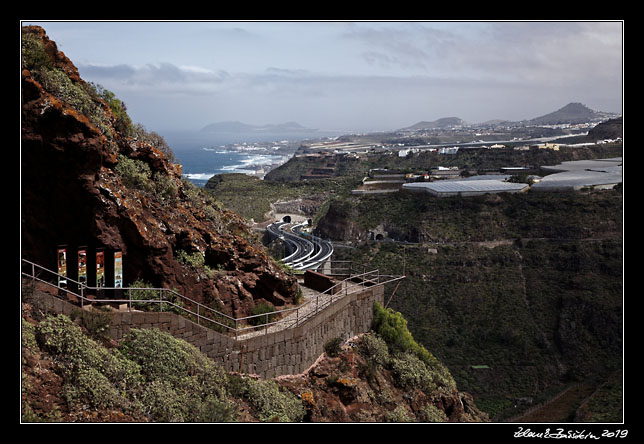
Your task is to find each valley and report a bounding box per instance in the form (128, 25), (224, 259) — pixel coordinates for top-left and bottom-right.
(21, 24), (623, 424)
(205, 119), (623, 422)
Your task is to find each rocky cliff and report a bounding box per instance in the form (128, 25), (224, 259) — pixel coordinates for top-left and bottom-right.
(315, 189), (622, 420)
(20, 26), (491, 424)
(21, 26), (298, 318)
(21, 296), (489, 423)
(277, 334), (488, 423)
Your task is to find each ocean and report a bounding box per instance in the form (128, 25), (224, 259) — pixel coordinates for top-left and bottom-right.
(162, 130), (325, 187)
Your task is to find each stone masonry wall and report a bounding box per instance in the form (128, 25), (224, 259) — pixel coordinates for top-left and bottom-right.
(28, 284), (384, 379)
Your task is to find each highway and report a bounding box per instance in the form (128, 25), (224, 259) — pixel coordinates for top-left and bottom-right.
(267, 220), (334, 271)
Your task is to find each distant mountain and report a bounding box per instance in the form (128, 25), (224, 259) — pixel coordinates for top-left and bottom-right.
(399, 117), (465, 131)
(398, 103), (620, 132)
(527, 102), (614, 125)
(201, 121), (317, 133)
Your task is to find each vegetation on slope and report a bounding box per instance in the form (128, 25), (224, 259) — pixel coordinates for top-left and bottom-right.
(203, 142), (622, 422)
(326, 188), (622, 420)
(206, 142), (621, 227)
(21, 307), (307, 422)
(204, 173), (354, 223)
(21, 299), (477, 423)
(319, 187), (622, 244)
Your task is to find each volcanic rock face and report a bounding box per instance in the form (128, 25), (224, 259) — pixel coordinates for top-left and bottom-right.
(21, 26), (298, 318)
(277, 336), (489, 423)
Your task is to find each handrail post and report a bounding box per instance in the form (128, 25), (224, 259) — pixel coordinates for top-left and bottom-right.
(129, 288), (132, 312)
(197, 304), (200, 325)
(159, 289), (163, 312)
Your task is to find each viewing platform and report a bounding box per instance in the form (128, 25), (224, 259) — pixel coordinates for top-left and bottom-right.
(22, 259), (404, 377)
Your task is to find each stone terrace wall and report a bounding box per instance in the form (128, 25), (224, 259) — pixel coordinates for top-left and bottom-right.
(27, 283), (384, 379)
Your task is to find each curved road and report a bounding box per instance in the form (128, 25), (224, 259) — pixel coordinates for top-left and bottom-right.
(267, 221), (334, 271)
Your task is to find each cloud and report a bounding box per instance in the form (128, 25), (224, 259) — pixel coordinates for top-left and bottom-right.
(79, 63), (137, 80)
(71, 21), (622, 133)
(78, 62), (232, 94)
(340, 21), (622, 86)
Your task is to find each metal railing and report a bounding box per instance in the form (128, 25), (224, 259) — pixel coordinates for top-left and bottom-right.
(235, 267), (405, 338)
(21, 258), (404, 340)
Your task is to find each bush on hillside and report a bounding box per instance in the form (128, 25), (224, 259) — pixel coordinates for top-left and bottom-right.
(368, 303), (457, 394)
(115, 154), (154, 192)
(120, 328), (236, 422)
(358, 333), (390, 367)
(87, 82), (134, 137)
(371, 301), (431, 363)
(29, 315), (240, 422)
(324, 337), (344, 357)
(228, 375), (306, 422)
(35, 314), (142, 412)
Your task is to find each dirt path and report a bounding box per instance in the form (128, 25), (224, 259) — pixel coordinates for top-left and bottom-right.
(514, 384), (596, 423)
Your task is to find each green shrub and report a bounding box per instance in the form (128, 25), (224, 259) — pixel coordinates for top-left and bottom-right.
(248, 302), (276, 327)
(30, 315), (240, 422)
(21, 319), (38, 350)
(387, 405), (413, 422)
(419, 404), (448, 422)
(324, 337), (344, 357)
(115, 154), (153, 192)
(127, 279), (160, 311)
(38, 69), (114, 137)
(88, 82), (134, 137)
(62, 366), (125, 410)
(153, 172), (178, 204)
(36, 314), (98, 367)
(138, 374), (236, 422)
(181, 178), (205, 207)
(121, 328), (225, 391)
(370, 303), (457, 394)
(21, 402), (63, 423)
(358, 333), (390, 367)
(70, 309), (111, 340)
(228, 376), (305, 422)
(140, 379), (186, 422)
(390, 352), (437, 393)
(120, 328), (236, 422)
(36, 314), (142, 410)
(176, 250), (205, 268)
(176, 250), (218, 280)
(371, 301), (431, 363)
(133, 123), (176, 162)
(21, 32), (52, 72)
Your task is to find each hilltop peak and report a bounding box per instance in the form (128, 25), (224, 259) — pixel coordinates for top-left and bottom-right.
(399, 117), (466, 132)
(528, 102), (607, 125)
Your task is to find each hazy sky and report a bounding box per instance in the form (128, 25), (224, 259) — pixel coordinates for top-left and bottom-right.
(25, 20), (623, 134)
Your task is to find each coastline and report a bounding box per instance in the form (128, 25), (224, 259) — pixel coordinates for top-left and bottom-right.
(163, 129), (345, 186)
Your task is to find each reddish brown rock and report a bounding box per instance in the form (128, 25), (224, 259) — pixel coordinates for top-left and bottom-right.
(276, 336), (489, 423)
(21, 26), (298, 319)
